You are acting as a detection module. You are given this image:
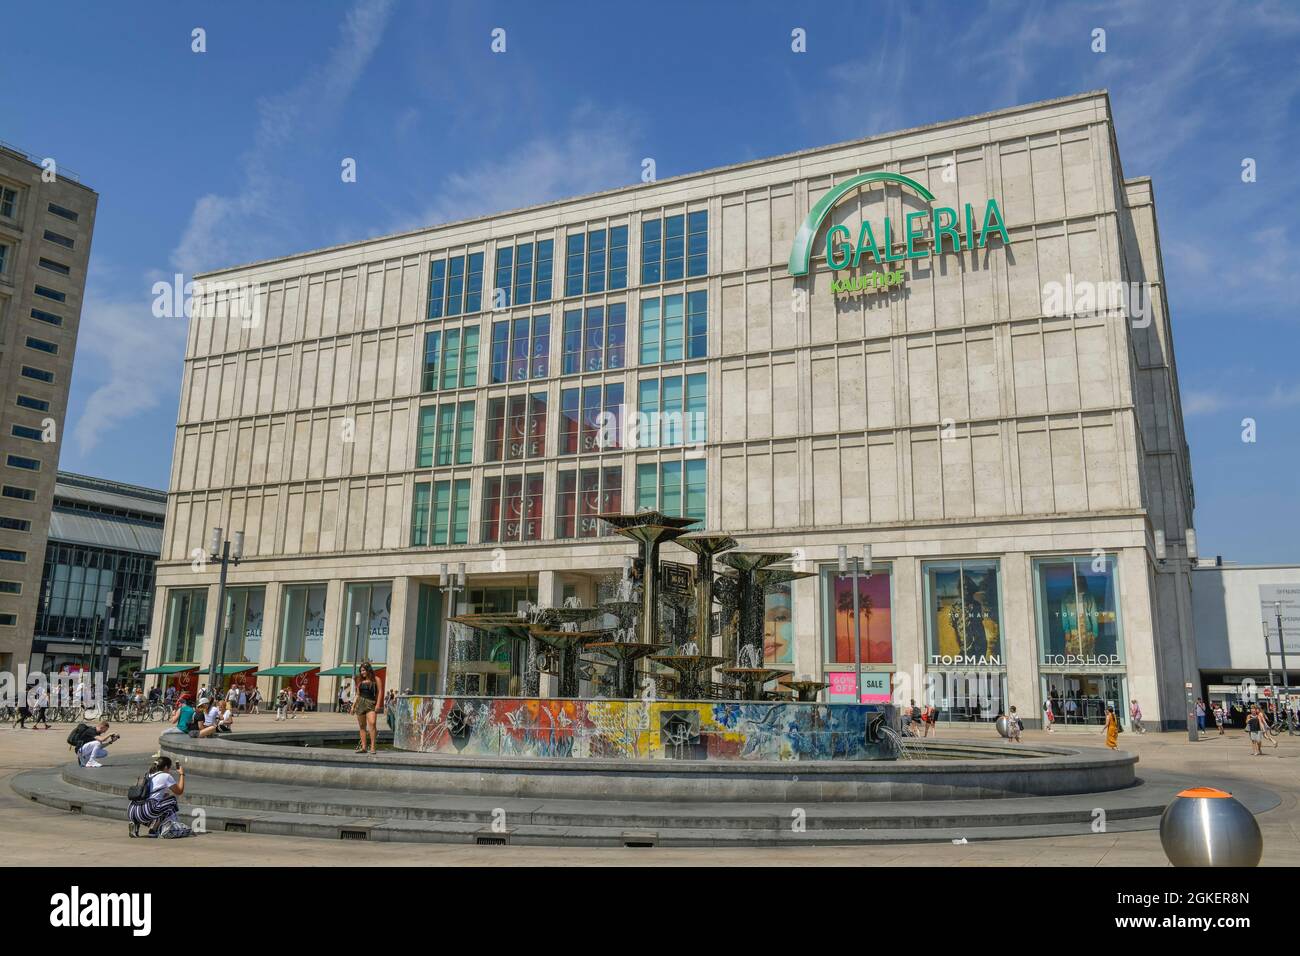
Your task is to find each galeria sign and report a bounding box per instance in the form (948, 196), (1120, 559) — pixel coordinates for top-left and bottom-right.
(787, 172), (1010, 298)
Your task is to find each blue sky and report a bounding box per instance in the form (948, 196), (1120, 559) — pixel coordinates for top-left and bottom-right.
(3, 0), (1298, 561)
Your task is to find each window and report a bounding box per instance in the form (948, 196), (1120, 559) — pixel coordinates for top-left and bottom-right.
(0, 243), (8, 275)
(410, 482), (431, 546)
(0, 517), (30, 532)
(489, 239), (552, 309)
(559, 383), (623, 454)
(341, 582), (393, 663)
(534, 239), (553, 301)
(819, 564), (894, 666)
(0, 614), (17, 627)
(923, 560), (1003, 667)
(25, 336), (58, 355)
(634, 459), (705, 520)
(0, 581), (21, 594)
(494, 246), (513, 309)
(421, 325), (480, 391)
(47, 202), (79, 222)
(0, 549), (26, 563)
(481, 473), (544, 542)
(411, 479), (471, 547)
(221, 587), (265, 664)
(489, 315), (549, 383)
(485, 393), (547, 461)
(635, 372), (705, 447)
(1033, 555), (1124, 666)
(641, 212), (707, 284)
(38, 257), (70, 276)
(417, 401), (474, 467)
(560, 303), (625, 375)
(11, 424), (43, 441)
(2, 486), (34, 501)
(16, 396), (49, 412)
(162, 587), (205, 660)
(30, 309), (63, 327)
(7, 455), (40, 471)
(0, 187), (16, 219)
(513, 243), (532, 306)
(427, 253), (484, 318)
(555, 466), (623, 538)
(279, 584), (327, 663)
(43, 229), (74, 249)
(640, 291), (706, 364)
(564, 227), (627, 297)
(21, 366), (54, 384)
(33, 285), (65, 303)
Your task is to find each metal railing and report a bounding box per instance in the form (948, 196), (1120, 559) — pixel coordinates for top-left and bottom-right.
(0, 140), (82, 183)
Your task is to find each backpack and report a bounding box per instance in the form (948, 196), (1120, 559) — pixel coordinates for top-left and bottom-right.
(67, 722), (97, 751)
(127, 772), (152, 804)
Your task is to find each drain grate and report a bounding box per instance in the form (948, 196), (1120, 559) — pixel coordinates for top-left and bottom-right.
(68, 803), (82, 814)
(224, 821), (248, 833)
(622, 831), (657, 848)
(339, 828), (369, 840)
(475, 835), (508, 846)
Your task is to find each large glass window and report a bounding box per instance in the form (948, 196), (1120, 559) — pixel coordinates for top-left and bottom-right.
(485, 393), (547, 461)
(819, 565), (893, 665)
(1034, 555), (1123, 666)
(342, 582), (392, 664)
(555, 466), (623, 538)
(634, 373), (704, 448)
(564, 234), (584, 297)
(411, 479), (470, 546)
(639, 292), (705, 364)
(633, 459), (705, 521)
(764, 582), (794, 666)
(417, 401), (474, 467)
(278, 585), (327, 664)
(223, 587), (265, 664)
(559, 383), (623, 454)
(687, 210), (708, 276)
(481, 473), (544, 543)
(428, 253), (484, 318)
(163, 588), (207, 663)
(561, 304), (625, 375)
(564, 227), (627, 297)
(924, 560), (1003, 667)
(641, 212), (707, 285)
(664, 214), (685, 281)
(422, 325), (480, 391)
(489, 316), (549, 383)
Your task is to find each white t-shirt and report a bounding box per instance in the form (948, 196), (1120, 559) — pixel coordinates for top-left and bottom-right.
(149, 772), (176, 794)
(204, 705), (221, 726)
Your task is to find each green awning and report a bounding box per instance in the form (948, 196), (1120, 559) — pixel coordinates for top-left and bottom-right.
(256, 665), (319, 678)
(197, 664), (258, 675)
(318, 665), (388, 677)
(141, 664), (199, 675)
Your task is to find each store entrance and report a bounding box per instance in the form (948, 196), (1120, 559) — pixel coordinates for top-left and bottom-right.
(1042, 674), (1124, 726)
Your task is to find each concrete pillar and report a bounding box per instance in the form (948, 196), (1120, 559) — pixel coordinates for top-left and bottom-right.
(318, 578), (345, 709)
(1002, 552), (1040, 728)
(256, 582), (282, 704)
(891, 556), (920, 709)
(792, 570), (819, 680)
(388, 575), (416, 695)
(536, 570), (561, 697)
(1119, 547), (1162, 728)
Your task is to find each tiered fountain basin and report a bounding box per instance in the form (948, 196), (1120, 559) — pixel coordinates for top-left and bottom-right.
(391, 695), (898, 762)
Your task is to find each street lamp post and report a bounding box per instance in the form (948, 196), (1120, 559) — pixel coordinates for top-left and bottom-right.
(1263, 620), (1277, 703)
(837, 544), (872, 703)
(1275, 602), (1290, 693)
(437, 562), (466, 696)
(205, 527), (244, 697)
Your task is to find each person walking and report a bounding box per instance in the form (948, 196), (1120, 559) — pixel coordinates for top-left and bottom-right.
(1129, 699), (1146, 734)
(275, 688), (291, 720)
(127, 755), (191, 838)
(30, 685), (50, 729)
(248, 686), (262, 715)
(1006, 706), (1022, 742)
(353, 663), (381, 755)
(1195, 698), (1206, 737)
(1247, 705), (1264, 756)
(1104, 704), (1121, 749)
(1043, 697), (1055, 733)
(1214, 702), (1225, 736)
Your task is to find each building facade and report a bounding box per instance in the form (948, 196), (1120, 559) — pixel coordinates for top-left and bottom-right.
(28, 472), (165, 679)
(0, 145), (98, 674)
(153, 91), (1198, 728)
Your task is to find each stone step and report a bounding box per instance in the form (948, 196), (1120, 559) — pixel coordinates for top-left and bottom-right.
(14, 766), (1160, 846)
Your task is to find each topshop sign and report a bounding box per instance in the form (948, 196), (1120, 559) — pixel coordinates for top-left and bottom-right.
(787, 171), (1011, 298)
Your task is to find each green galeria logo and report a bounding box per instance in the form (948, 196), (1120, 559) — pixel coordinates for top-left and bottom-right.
(787, 171), (1011, 297)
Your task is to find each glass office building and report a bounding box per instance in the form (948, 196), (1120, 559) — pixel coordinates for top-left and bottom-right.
(152, 92), (1198, 728)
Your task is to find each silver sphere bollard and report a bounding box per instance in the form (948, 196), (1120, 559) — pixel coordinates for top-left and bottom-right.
(1159, 787), (1262, 867)
(994, 715), (1010, 738)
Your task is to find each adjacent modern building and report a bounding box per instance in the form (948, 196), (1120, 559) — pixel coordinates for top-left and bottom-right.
(28, 471), (165, 679)
(153, 90), (1199, 728)
(0, 144), (98, 675)
(1193, 562), (1300, 711)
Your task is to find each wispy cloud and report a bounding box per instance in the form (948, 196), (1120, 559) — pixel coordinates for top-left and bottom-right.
(389, 104), (641, 233)
(172, 0), (395, 274)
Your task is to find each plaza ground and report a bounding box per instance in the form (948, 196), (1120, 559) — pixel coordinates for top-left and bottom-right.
(3, 712), (1297, 866)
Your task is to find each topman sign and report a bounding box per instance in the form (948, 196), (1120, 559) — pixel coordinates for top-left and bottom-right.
(787, 172), (1011, 297)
